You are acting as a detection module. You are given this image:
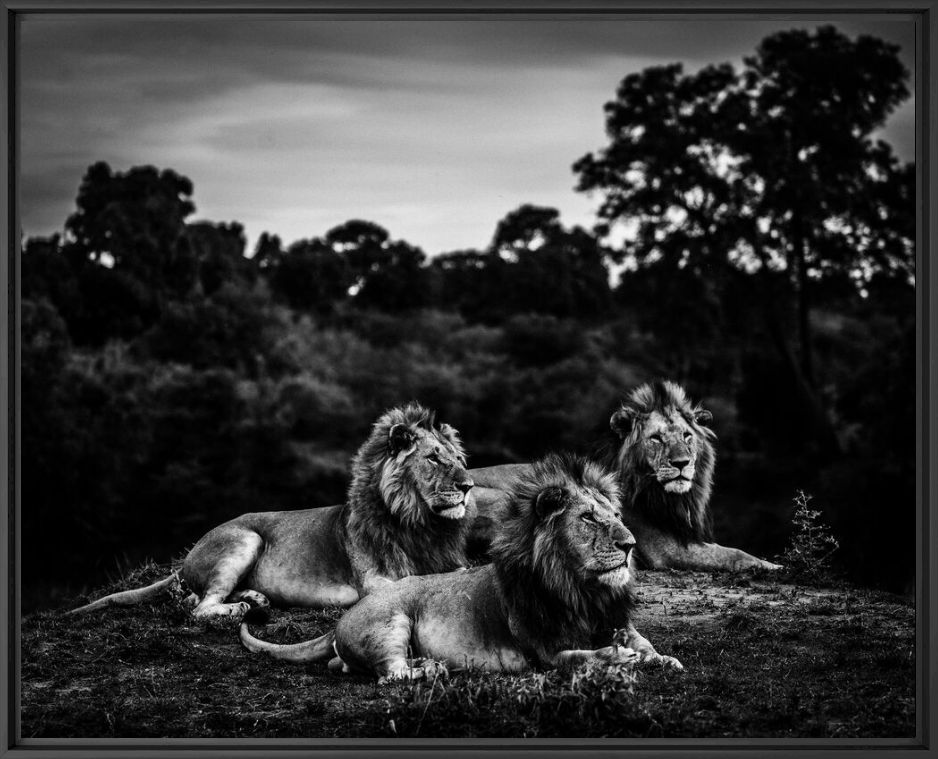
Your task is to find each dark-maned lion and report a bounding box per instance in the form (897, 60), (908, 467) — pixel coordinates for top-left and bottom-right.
(239, 454), (682, 679)
(469, 381), (779, 572)
(68, 403), (475, 620)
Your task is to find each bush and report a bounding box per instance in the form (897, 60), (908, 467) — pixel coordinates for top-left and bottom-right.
(778, 491), (840, 583)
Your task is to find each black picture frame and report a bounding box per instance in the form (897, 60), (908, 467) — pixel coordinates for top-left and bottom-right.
(2, 1), (935, 756)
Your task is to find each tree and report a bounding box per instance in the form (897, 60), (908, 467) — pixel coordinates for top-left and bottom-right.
(30, 162), (201, 345)
(429, 249), (500, 319)
(574, 26), (913, 454)
(252, 232), (286, 273)
(66, 162), (198, 297)
(22, 235), (84, 334)
(324, 219), (391, 278)
(324, 220), (430, 312)
(269, 238), (353, 313)
(734, 27), (910, 386)
(187, 221), (253, 296)
(490, 205), (612, 319)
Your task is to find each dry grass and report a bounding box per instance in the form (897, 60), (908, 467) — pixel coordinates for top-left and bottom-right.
(21, 564), (915, 739)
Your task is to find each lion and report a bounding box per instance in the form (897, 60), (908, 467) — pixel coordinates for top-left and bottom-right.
(239, 454), (682, 679)
(468, 381), (779, 572)
(67, 403), (476, 620)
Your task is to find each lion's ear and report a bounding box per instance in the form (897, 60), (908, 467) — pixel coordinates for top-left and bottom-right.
(534, 486), (568, 520)
(610, 408), (637, 439)
(694, 409), (713, 427)
(388, 423), (417, 453)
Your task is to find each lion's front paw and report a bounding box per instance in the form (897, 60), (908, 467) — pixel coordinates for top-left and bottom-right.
(761, 560), (784, 571)
(657, 654), (684, 671)
(379, 667), (423, 684)
(632, 649), (684, 671)
(599, 646), (640, 666)
(194, 600), (251, 625)
(378, 658), (447, 684)
(732, 556), (778, 572)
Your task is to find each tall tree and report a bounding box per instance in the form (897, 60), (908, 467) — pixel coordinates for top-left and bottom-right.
(574, 26), (912, 453)
(66, 162), (198, 297)
(38, 162), (201, 344)
(734, 26), (910, 386)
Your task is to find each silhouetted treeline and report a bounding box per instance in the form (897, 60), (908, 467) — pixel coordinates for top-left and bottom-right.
(21, 26), (915, 602)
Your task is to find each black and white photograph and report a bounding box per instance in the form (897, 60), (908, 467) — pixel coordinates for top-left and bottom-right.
(7, 3), (932, 747)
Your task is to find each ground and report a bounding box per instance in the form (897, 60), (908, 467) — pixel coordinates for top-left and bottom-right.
(21, 564), (915, 739)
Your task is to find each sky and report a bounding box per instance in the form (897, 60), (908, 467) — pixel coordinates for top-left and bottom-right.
(19, 14), (915, 257)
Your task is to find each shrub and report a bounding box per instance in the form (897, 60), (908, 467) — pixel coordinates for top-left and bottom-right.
(779, 491), (840, 583)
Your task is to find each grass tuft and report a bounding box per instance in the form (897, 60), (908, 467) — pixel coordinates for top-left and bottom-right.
(382, 660), (657, 738)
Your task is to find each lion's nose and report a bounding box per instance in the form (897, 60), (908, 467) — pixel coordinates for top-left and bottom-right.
(670, 458), (691, 470)
(615, 537), (636, 556)
(456, 478), (474, 494)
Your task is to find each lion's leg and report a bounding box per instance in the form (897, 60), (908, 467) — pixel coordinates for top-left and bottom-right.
(672, 542), (782, 572)
(636, 526), (781, 572)
(551, 646), (640, 671)
(189, 530), (264, 620)
(229, 589), (269, 608)
(229, 589), (271, 622)
(328, 655), (353, 675)
(336, 610), (420, 682)
(617, 623), (684, 670)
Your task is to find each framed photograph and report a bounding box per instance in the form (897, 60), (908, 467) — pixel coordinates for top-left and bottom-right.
(2, 1), (935, 756)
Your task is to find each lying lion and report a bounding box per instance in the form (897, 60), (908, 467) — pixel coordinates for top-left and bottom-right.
(469, 381), (780, 572)
(68, 403), (475, 620)
(240, 453), (682, 679)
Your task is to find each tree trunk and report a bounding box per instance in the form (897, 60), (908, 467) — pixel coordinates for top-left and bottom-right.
(761, 303), (840, 457)
(791, 217), (814, 388)
(754, 248), (840, 459)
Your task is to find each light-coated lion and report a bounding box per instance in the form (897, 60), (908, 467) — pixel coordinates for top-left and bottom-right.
(68, 403), (475, 620)
(469, 381), (779, 572)
(239, 454), (682, 680)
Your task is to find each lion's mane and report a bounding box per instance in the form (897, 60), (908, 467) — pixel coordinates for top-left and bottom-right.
(343, 403), (472, 581)
(597, 380), (716, 545)
(490, 454), (635, 661)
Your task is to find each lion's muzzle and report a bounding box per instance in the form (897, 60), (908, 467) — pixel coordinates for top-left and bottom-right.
(657, 459), (695, 493)
(431, 478), (474, 519)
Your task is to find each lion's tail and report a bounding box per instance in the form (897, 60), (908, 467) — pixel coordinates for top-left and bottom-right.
(239, 622), (335, 663)
(66, 572), (179, 615)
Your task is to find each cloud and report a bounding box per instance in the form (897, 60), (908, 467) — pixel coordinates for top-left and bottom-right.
(19, 14), (915, 255)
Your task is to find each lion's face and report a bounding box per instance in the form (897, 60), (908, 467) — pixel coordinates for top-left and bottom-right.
(611, 399), (713, 496)
(639, 409), (702, 494)
(535, 477), (635, 589)
(381, 422), (474, 522)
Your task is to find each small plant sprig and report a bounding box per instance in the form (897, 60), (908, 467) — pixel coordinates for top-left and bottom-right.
(779, 490), (840, 583)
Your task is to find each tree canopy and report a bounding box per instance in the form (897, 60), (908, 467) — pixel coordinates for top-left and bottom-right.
(574, 25), (913, 455)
